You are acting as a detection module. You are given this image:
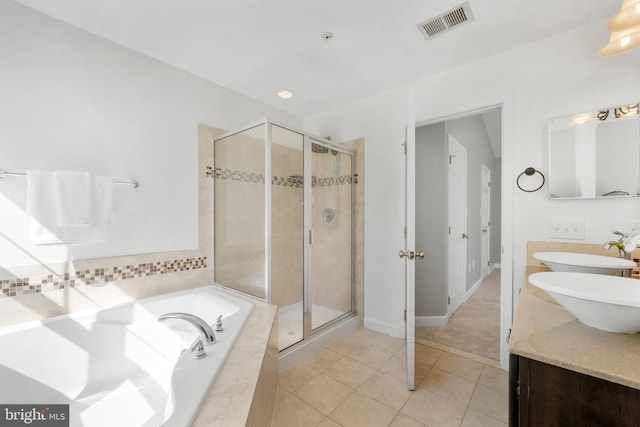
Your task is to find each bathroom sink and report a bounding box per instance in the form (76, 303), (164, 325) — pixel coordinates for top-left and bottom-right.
(529, 271), (640, 333)
(533, 252), (636, 275)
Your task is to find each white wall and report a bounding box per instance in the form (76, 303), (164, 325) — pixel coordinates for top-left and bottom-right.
(0, 1), (301, 265)
(304, 19), (640, 338)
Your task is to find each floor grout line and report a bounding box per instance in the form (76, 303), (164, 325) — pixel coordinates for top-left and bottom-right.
(274, 328), (508, 427)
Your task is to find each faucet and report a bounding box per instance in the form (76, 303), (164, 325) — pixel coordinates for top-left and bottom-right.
(602, 230), (632, 260)
(159, 312), (216, 359)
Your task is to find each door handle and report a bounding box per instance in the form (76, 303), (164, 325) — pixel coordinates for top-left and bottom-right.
(462, 233), (469, 239)
(399, 250), (414, 259)
(399, 250), (425, 260)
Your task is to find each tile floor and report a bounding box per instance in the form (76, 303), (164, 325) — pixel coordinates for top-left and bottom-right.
(272, 327), (508, 427)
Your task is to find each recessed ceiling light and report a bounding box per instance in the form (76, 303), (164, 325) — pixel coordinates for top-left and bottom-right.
(277, 90), (294, 99)
(322, 32), (334, 41)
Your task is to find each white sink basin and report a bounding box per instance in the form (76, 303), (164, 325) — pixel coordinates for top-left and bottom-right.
(529, 271), (640, 333)
(533, 252), (636, 275)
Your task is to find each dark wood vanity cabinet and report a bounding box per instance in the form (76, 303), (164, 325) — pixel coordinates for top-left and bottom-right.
(509, 354), (640, 427)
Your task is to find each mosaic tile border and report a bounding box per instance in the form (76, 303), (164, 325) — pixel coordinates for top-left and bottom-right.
(1, 256), (207, 298)
(214, 168), (265, 184)
(214, 167), (353, 187)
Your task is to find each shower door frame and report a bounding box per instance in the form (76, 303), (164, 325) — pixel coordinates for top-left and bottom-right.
(304, 134), (357, 341)
(213, 119), (357, 351)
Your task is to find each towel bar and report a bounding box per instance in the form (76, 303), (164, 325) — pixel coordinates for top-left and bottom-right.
(0, 169), (139, 188)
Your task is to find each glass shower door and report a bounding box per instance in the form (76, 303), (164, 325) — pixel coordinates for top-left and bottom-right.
(309, 140), (353, 331)
(271, 124), (305, 351)
(214, 124), (266, 299)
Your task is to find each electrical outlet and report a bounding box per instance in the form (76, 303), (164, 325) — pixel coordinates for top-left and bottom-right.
(622, 220), (640, 237)
(548, 220), (585, 240)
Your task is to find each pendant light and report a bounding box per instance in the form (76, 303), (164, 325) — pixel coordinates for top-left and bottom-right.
(598, 0), (640, 57)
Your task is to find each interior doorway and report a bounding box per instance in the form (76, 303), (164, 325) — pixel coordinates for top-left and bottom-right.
(414, 107), (502, 364)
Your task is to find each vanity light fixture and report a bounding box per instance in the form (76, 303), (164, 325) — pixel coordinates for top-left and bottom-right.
(570, 113), (596, 126)
(598, 0), (640, 57)
(277, 90), (294, 99)
(614, 103), (640, 118)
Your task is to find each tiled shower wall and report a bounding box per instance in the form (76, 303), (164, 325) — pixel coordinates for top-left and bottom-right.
(310, 150), (353, 315)
(0, 124), (222, 327)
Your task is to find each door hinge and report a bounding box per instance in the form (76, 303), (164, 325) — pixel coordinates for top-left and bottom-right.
(449, 154), (456, 164)
(488, 181), (491, 187)
(448, 296), (451, 305)
(448, 226), (451, 235)
(402, 143), (407, 155)
(309, 229), (313, 245)
(506, 328), (512, 343)
(488, 221), (491, 227)
(404, 310), (407, 322)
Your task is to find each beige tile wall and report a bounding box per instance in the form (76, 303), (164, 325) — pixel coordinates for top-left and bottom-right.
(310, 150), (354, 315)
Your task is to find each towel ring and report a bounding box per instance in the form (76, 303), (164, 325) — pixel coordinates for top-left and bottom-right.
(517, 167), (545, 193)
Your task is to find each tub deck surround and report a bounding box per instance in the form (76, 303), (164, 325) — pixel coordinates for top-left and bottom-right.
(509, 266), (640, 390)
(192, 293), (278, 427)
(0, 285), (267, 427)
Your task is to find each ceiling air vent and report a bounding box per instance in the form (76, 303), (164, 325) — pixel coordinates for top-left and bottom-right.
(417, 2), (474, 40)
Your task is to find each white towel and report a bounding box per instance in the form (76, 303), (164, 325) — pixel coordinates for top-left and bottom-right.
(27, 172), (114, 245)
(53, 170), (92, 226)
(26, 171), (59, 244)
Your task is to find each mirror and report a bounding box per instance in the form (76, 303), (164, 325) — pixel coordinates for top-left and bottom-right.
(548, 102), (640, 199)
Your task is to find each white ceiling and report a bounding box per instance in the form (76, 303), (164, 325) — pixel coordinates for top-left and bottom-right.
(12, 0), (619, 116)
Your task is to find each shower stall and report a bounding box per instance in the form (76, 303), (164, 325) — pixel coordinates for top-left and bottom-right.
(213, 120), (356, 352)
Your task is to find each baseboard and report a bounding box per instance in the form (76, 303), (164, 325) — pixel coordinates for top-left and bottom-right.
(415, 315), (449, 327)
(465, 277), (483, 300)
(364, 317), (404, 339)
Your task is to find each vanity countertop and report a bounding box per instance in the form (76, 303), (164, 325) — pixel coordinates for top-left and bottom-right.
(509, 266), (640, 390)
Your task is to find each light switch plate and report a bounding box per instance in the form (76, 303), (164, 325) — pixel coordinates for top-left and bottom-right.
(548, 220), (585, 240)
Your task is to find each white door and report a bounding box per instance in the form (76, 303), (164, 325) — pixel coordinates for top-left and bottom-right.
(480, 164), (491, 279)
(401, 89), (417, 390)
(447, 135), (467, 315)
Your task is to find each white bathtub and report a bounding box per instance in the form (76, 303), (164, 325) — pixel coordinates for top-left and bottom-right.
(0, 285), (253, 427)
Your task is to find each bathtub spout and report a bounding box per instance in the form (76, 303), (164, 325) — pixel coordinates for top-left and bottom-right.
(159, 312), (216, 346)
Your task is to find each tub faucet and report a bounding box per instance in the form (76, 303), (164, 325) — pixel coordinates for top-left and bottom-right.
(159, 312), (216, 359)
